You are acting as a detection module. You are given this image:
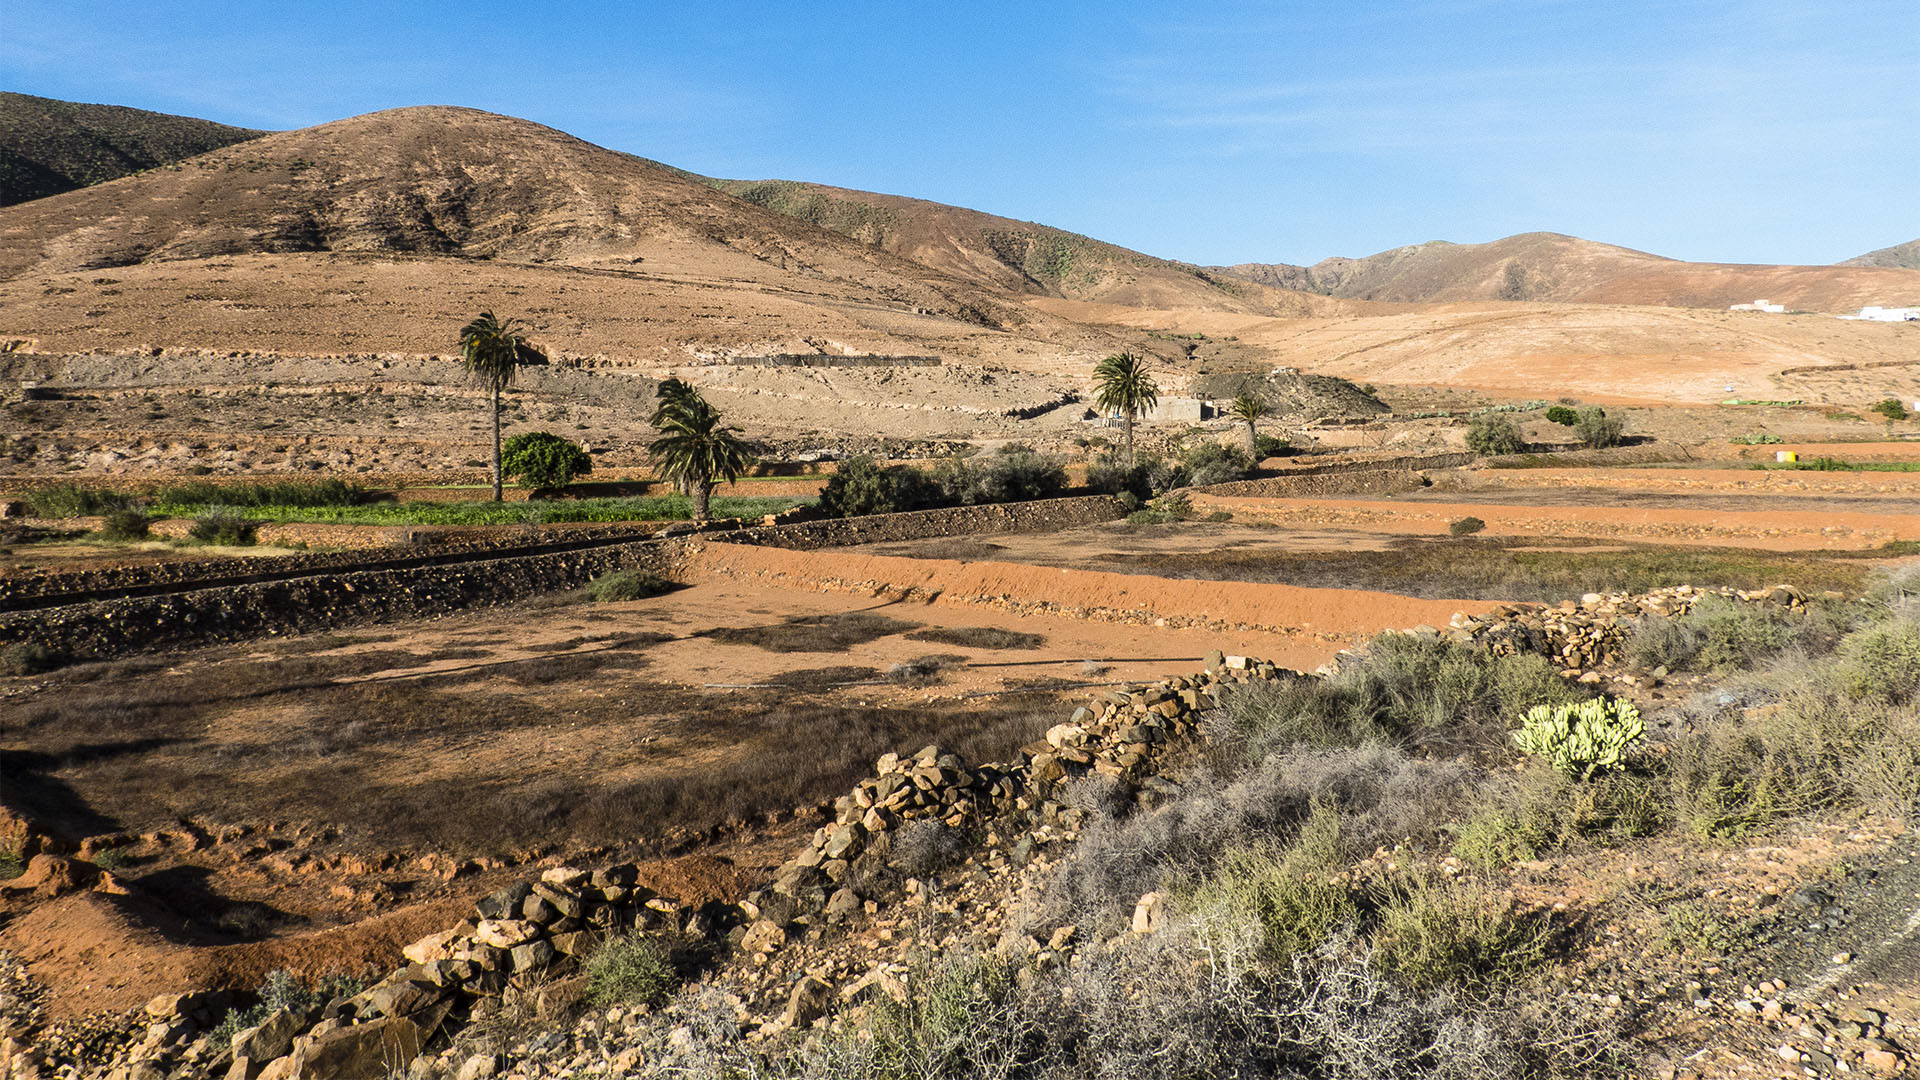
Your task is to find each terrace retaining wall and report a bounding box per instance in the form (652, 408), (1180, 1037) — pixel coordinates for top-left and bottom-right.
(1, 496), (1126, 659)
(718, 495), (1124, 549)
(1192, 468), (1433, 499)
(0, 541), (680, 659)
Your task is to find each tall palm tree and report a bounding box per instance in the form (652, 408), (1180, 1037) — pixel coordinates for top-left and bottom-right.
(458, 311), (547, 501)
(1230, 392), (1270, 456)
(1092, 352), (1159, 462)
(649, 387), (755, 522)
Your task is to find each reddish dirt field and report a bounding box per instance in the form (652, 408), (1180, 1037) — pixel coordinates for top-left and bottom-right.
(2, 552), (1499, 1017)
(1193, 493), (1920, 550)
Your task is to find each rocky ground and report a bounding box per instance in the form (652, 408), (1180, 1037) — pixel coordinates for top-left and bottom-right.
(6, 584), (1915, 1079)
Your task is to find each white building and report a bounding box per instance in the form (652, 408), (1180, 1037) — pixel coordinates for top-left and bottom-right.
(1729, 299), (1786, 313)
(1839, 306), (1920, 322)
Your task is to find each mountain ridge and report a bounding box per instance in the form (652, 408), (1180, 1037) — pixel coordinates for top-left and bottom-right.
(1213, 231), (1919, 312)
(1844, 239), (1920, 271)
(0, 91), (264, 206)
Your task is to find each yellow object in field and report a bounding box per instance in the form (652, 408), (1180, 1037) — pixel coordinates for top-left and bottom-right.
(1776, 451), (1797, 463)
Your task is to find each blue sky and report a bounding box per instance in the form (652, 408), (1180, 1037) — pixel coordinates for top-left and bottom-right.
(4, 1), (1915, 266)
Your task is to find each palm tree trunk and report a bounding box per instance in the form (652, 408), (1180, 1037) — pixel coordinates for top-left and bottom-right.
(490, 386), (504, 502)
(693, 480), (711, 523)
(1123, 413), (1135, 464)
(1245, 420), (1259, 456)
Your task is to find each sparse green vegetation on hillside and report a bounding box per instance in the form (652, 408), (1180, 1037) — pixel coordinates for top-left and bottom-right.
(0, 91), (263, 206)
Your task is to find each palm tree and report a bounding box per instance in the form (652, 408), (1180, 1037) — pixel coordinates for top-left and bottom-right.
(1092, 352), (1159, 462)
(648, 387), (755, 522)
(458, 311), (547, 502)
(650, 377), (701, 427)
(1230, 392), (1270, 456)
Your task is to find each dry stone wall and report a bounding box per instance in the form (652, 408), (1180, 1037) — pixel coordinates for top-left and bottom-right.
(717, 495), (1124, 550)
(0, 542), (678, 659)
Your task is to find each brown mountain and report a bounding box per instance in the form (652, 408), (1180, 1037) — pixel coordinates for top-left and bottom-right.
(0, 92), (263, 207)
(1219, 231), (1920, 313)
(0, 105), (1068, 326)
(1843, 240), (1920, 271)
(700, 178), (1321, 314)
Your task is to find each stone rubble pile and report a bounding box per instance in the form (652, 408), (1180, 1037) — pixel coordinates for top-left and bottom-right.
(66, 868), (741, 1080)
(744, 652), (1295, 933)
(1442, 583), (1816, 676)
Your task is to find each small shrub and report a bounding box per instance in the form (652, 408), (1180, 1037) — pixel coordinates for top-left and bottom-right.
(209, 970), (362, 1051)
(502, 431), (592, 489)
(1449, 516), (1485, 537)
(1252, 433), (1291, 459)
(1573, 407), (1625, 449)
(1179, 442), (1252, 487)
(1085, 451), (1155, 499)
(1512, 698), (1644, 778)
(1836, 619), (1920, 703)
(1214, 636), (1587, 761)
(1627, 597), (1817, 674)
(581, 570), (675, 603)
(1465, 416), (1526, 456)
(1370, 873), (1550, 992)
(888, 819), (967, 878)
(1, 642), (58, 677)
(99, 508), (149, 540)
(1189, 803), (1357, 965)
(1730, 432), (1784, 445)
(1662, 900), (1740, 956)
(1127, 491), (1192, 525)
(832, 952), (1031, 1080)
(1543, 405), (1578, 426)
(585, 935), (677, 1006)
(1872, 398), (1910, 421)
(188, 509), (258, 545)
(1113, 491), (1141, 512)
(1452, 765), (1662, 870)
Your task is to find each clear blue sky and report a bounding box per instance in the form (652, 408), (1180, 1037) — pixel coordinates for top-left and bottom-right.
(5, 0), (1915, 267)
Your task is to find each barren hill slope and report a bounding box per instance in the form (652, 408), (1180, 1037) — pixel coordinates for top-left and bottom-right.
(1844, 239), (1920, 271)
(1220, 231), (1920, 313)
(702, 177), (1335, 316)
(0, 91), (263, 207)
(0, 105), (1042, 328)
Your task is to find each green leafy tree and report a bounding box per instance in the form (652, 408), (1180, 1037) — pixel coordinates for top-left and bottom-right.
(458, 311), (548, 501)
(501, 431), (592, 491)
(1092, 352), (1159, 462)
(1230, 392), (1271, 456)
(647, 386), (755, 522)
(819, 455), (939, 516)
(1544, 405), (1579, 426)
